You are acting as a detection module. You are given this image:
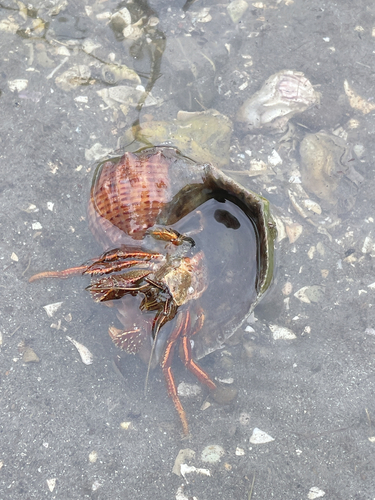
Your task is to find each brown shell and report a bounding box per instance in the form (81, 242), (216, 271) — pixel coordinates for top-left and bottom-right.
(88, 149), (172, 245)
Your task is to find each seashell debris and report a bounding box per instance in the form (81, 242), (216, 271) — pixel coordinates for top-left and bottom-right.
(249, 427), (275, 444)
(43, 302), (63, 318)
(307, 486), (326, 499)
(66, 336), (93, 365)
(172, 448), (196, 476)
(269, 324), (296, 340)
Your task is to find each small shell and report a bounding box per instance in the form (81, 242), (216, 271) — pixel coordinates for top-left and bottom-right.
(236, 70), (320, 133)
(66, 336), (93, 365)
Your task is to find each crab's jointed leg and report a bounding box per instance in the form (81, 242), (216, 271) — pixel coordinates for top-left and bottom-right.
(180, 310), (216, 392)
(160, 311), (191, 435)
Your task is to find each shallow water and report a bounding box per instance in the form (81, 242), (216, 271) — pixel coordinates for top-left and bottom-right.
(1, 1), (375, 499)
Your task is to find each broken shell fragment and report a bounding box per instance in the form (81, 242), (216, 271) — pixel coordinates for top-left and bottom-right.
(8, 79), (28, 92)
(249, 428), (275, 444)
(46, 479), (56, 492)
(43, 302), (63, 318)
(22, 346), (40, 363)
(172, 448), (196, 476)
(300, 131), (364, 214)
(236, 70), (320, 134)
(285, 222), (303, 244)
(66, 336), (93, 365)
(294, 286), (325, 304)
(269, 324), (296, 340)
(55, 65), (91, 91)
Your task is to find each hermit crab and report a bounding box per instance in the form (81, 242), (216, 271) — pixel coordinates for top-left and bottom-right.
(30, 146), (276, 435)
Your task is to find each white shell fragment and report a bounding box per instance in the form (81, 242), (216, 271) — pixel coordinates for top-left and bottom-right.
(307, 486), (326, 499)
(31, 222), (42, 230)
(294, 286), (325, 304)
(46, 478), (56, 492)
(180, 464), (211, 482)
(0, 18), (19, 33)
(43, 302), (63, 318)
(172, 448), (196, 476)
(249, 428), (275, 444)
(120, 421), (132, 430)
(8, 79), (28, 92)
(201, 445), (225, 463)
(282, 281), (293, 296)
(269, 324), (296, 340)
(268, 149), (283, 166)
(11, 252), (19, 262)
(66, 336), (93, 365)
(89, 451), (98, 463)
(285, 222), (303, 243)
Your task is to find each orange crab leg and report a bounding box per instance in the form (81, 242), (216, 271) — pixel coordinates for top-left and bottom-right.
(29, 264), (90, 282)
(180, 311), (216, 392)
(160, 311), (191, 435)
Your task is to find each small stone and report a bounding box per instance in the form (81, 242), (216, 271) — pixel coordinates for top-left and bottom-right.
(11, 252), (19, 262)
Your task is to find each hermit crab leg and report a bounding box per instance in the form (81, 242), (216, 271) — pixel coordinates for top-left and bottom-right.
(83, 250), (163, 275)
(160, 311), (192, 435)
(29, 249), (164, 282)
(29, 264), (92, 282)
(180, 311), (216, 392)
